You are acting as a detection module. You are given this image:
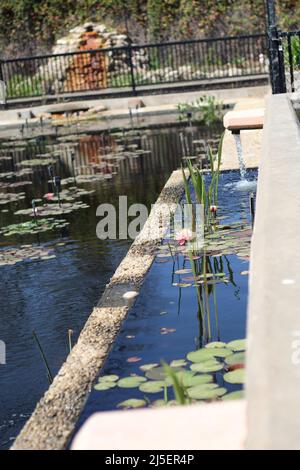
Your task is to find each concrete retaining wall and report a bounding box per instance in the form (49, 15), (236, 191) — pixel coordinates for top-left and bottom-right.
(246, 93), (300, 449)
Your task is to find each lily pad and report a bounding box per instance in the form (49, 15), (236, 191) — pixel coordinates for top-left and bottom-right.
(187, 383), (227, 400)
(94, 382), (116, 391)
(181, 374), (213, 387)
(0, 218), (69, 236)
(223, 369), (245, 384)
(139, 363), (159, 372)
(205, 341), (227, 349)
(190, 359), (223, 373)
(222, 390), (245, 401)
(145, 366), (182, 380)
(187, 347), (230, 362)
(139, 381), (166, 393)
(226, 339), (246, 352)
(117, 399), (146, 409)
(170, 359), (187, 368)
(225, 352), (245, 366)
(118, 376), (147, 388)
(98, 374), (119, 383)
(186, 349), (216, 363)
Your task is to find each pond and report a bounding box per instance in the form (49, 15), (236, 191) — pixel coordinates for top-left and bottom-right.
(0, 122), (221, 448)
(74, 167), (257, 436)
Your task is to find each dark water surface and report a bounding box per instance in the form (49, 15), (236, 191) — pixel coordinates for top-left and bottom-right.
(0, 124), (221, 448)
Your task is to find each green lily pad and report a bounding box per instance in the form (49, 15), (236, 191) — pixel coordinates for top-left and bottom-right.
(187, 383), (227, 400)
(207, 348), (232, 358)
(190, 359), (223, 373)
(170, 359), (187, 368)
(139, 381), (166, 393)
(117, 376), (147, 388)
(223, 369), (245, 384)
(225, 352), (245, 366)
(187, 347), (230, 362)
(98, 374), (119, 383)
(226, 339), (246, 352)
(117, 399), (146, 409)
(94, 382), (116, 391)
(139, 363), (159, 371)
(181, 374), (213, 387)
(145, 366), (182, 380)
(205, 341), (227, 349)
(186, 349), (216, 363)
(222, 390), (245, 401)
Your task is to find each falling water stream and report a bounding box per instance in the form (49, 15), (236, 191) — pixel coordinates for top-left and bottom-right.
(233, 133), (246, 180)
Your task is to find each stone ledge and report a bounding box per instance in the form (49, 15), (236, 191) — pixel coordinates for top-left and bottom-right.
(71, 400), (246, 450)
(246, 94), (300, 450)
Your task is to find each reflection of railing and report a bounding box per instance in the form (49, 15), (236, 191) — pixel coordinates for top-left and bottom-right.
(0, 34), (268, 100)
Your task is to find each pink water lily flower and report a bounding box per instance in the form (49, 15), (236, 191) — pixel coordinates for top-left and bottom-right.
(175, 228), (195, 246)
(44, 192), (55, 201)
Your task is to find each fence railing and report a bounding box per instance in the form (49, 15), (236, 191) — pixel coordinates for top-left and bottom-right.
(269, 27), (300, 94)
(0, 34), (268, 100)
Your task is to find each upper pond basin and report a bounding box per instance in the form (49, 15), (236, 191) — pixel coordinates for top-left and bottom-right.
(74, 168), (257, 438)
(0, 122), (221, 448)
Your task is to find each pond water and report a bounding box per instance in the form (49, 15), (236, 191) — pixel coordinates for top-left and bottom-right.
(0, 122), (221, 448)
(74, 168), (257, 435)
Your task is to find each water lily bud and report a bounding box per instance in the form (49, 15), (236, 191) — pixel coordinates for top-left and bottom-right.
(210, 205), (217, 213)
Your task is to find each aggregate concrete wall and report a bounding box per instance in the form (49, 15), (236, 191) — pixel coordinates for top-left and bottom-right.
(246, 94), (300, 449)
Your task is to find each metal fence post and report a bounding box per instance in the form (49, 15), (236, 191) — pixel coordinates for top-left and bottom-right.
(0, 59), (7, 109)
(268, 25), (286, 94)
(127, 42), (137, 95)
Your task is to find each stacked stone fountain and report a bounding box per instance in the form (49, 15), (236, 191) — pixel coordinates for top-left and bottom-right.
(38, 22), (149, 94)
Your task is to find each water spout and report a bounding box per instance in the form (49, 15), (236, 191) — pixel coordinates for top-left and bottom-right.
(233, 132), (246, 180)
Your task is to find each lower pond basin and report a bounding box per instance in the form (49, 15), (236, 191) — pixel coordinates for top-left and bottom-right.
(74, 168), (257, 437)
(0, 122), (221, 448)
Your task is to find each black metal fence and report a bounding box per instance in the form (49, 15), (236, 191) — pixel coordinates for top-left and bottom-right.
(0, 34), (268, 100)
(268, 27), (300, 93)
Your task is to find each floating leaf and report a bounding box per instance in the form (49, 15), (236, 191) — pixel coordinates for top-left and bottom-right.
(98, 374), (119, 383)
(222, 390), (245, 401)
(187, 383), (227, 400)
(94, 382), (116, 391)
(146, 366), (182, 381)
(139, 363), (159, 372)
(223, 369), (245, 384)
(126, 356), (142, 363)
(205, 341), (227, 349)
(225, 352), (246, 366)
(117, 376), (146, 388)
(160, 327), (176, 335)
(186, 349), (216, 363)
(117, 399), (146, 409)
(226, 339), (246, 352)
(181, 374), (213, 387)
(175, 268), (192, 275)
(190, 359), (223, 373)
(187, 346), (230, 362)
(139, 381), (166, 393)
(170, 359), (187, 368)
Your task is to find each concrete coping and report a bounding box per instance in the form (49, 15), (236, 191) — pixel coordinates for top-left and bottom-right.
(223, 108), (264, 131)
(71, 400), (246, 450)
(246, 94), (300, 450)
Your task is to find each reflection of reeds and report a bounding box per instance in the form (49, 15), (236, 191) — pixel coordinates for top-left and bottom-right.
(32, 330), (53, 384)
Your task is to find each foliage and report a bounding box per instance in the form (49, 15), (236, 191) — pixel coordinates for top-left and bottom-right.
(1, 1), (300, 57)
(178, 95), (223, 126)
